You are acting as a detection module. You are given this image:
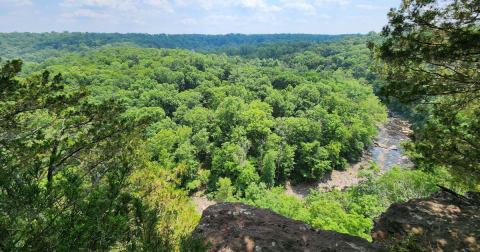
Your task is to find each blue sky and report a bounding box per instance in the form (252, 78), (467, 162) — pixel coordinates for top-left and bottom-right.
(0, 0), (401, 34)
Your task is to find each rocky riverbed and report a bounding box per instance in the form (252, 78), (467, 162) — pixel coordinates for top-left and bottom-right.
(286, 114), (414, 198)
(371, 114), (413, 171)
(193, 113), (415, 212)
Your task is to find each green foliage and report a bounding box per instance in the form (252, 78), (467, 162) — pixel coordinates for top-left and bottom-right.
(240, 165), (450, 241)
(12, 40), (388, 196)
(5, 23), (470, 250)
(179, 236), (212, 252)
(272, 72), (302, 89)
(243, 183), (309, 221)
(377, 166), (451, 203)
(199, 170), (211, 188)
(297, 141), (331, 181)
(241, 182), (374, 240)
(215, 177), (236, 202)
(261, 151), (277, 188)
(369, 0), (480, 189)
(3, 24), (471, 248)
(1, 34), (395, 247)
(0, 33), (362, 64)
(367, 161), (381, 174)
(308, 199), (372, 240)
(0, 59), (200, 251)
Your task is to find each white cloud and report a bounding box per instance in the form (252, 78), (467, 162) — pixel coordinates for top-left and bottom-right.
(283, 2), (316, 15)
(59, 0), (175, 16)
(356, 4), (384, 10)
(60, 12), (75, 18)
(74, 8), (110, 18)
(60, 0), (117, 8)
(314, 0), (350, 8)
(117, 1), (138, 11)
(0, 0), (32, 6)
(195, 0), (225, 10)
(133, 19), (147, 24)
(60, 8), (110, 18)
(205, 14), (239, 21)
(0, 0), (398, 33)
(262, 5), (282, 12)
(238, 0), (282, 12)
(180, 18), (197, 25)
(193, 0), (280, 12)
(143, 0), (174, 13)
(239, 0), (263, 8)
(247, 13), (276, 22)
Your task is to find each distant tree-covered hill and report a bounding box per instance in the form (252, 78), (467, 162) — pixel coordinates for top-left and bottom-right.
(0, 32), (362, 63)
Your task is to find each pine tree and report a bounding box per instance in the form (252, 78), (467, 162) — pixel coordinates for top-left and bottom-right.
(0, 58), (174, 251)
(368, 0), (480, 188)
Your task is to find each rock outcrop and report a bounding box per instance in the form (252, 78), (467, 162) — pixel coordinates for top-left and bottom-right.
(372, 190), (480, 252)
(192, 191), (480, 252)
(191, 202), (388, 252)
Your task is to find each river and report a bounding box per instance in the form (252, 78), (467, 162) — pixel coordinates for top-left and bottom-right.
(193, 114), (415, 212)
(370, 113), (414, 171)
(285, 113), (414, 198)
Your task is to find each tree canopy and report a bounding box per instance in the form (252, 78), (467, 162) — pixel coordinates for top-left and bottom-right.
(0, 31), (393, 245)
(0, 58), (206, 251)
(19, 43), (387, 194)
(368, 0), (480, 188)
(3, 19), (472, 246)
(0, 32), (362, 64)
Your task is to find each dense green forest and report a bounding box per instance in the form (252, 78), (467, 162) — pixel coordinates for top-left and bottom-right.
(17, 33), (387, 193)
(0, 58), (210, 251)
(0, 32), (361, 63)
(2, 0), (479, 249)
(1, 32), (400, 248)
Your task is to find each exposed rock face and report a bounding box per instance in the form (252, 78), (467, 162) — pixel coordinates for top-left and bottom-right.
(192, 202), (388, 252)
(372, 191), (480, 252)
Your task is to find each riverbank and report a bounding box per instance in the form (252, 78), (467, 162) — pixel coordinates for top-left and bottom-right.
(192, 115), (414, 212)
(286, 114), (413, 199)
(285, 158), (377, 198)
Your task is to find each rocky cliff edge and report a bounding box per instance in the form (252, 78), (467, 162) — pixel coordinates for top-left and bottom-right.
(191, 202), (387, 252)
(192, 190), (480, 252)
(371, 190), (480, 252)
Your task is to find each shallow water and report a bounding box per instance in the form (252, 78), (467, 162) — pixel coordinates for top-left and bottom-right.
(368, 116), (413, 171)
(284, 114), (415, 198)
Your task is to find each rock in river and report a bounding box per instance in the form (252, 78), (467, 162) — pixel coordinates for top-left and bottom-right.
(374, 142), (388, 149)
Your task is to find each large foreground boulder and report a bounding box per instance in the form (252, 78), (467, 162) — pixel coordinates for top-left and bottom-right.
(371, 190), (480, 252)
(191, 202), (387, 252)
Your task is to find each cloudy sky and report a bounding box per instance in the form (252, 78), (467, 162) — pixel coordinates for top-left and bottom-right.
(0, 0), (401, 34)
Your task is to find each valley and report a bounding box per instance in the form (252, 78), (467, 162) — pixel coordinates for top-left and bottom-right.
(2, 3), (479, 247)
